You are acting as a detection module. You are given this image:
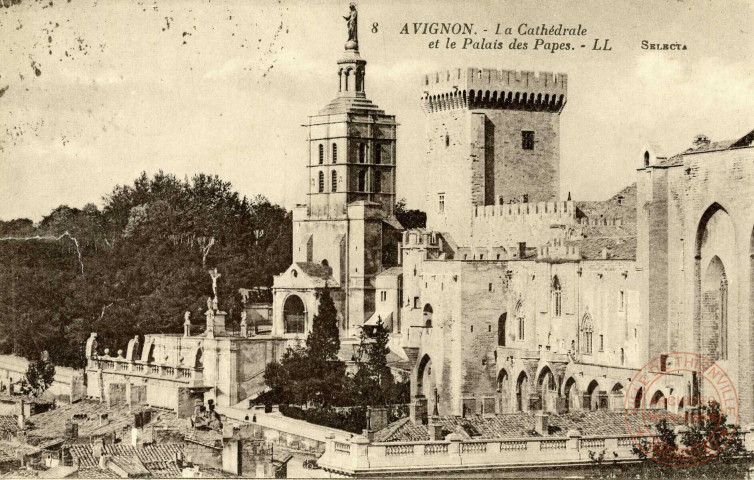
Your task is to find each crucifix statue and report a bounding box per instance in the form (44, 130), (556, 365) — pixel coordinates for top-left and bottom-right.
(343, 2), (358, 44)
(209, 268), (221, 298)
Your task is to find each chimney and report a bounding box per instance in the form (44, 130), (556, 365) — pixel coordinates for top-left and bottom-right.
(99, 413), (109, 427)
(428, 419), (443, 441)
(65, 419), (78, 440)
(222, 437), (243, 476)
(98, 454), (110, 470)
(535, 412), (549, 436)
(692, 134), (711, 148)
(131, 426), (143, 447)
(131, 424), (154, 447)
(409, 396), (428, 425)
(518, 242), (526, 259)
(366, 407), (388, 433)
(16, 400), (25, 430)
(92, 437), (105, 460)
(174, 451), (184, 469)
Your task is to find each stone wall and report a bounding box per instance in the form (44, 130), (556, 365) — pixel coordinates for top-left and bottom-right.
(0, 355), (84, 403)
(406, 253), (642, 415)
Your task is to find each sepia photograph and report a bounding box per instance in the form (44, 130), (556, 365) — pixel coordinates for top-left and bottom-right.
(1, 0), (754, 477)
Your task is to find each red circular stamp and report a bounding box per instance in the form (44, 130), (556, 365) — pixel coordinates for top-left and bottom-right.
(624, 352), (739, 467)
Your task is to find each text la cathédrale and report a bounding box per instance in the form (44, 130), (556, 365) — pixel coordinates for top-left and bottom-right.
(399, 23), (588, 36)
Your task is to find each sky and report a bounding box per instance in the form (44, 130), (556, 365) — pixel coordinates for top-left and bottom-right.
(1, 0), (753, 221)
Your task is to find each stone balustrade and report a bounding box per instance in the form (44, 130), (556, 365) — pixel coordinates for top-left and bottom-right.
(319, 431), (661, 475)
(87, 356), (204, 386)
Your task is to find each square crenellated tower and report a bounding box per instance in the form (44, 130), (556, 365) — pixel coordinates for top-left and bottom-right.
(420, 68), (567, 246)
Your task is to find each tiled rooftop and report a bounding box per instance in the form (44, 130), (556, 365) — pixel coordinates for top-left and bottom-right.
(68, 443), (184, 468)
(0, 395), (53, 406)
(71, 466), (121, 478)
(25, 400), (153, 442)
(374, 410), (681, 442)
(0, 416), (19, 437)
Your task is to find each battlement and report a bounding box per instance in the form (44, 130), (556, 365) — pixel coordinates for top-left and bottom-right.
(474, 201), (575, 219)
(421, 68), (567, 113)
(537, 237), (581, 262)
(402, 230), (442, 248)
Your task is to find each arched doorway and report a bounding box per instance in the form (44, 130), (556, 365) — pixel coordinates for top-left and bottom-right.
(634, 387), (644, 410)
(564, 377), (579, 412)
(650, 390), (667, 410)
(498, 313), (507, 346)
(283, 295), (306, 334)
(416, 355), (437, 415)
(515, 372), (529, 412)
(423, 304), (433, 328)
(497, 369), (510, 413)
(610, 383), (624, 411)
(701, 256), (728, 361)
(537, 367), (557, 412)
(586, 380), (600, 410)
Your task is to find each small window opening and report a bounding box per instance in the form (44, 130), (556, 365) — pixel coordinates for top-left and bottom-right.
(522, 131), (535, 150)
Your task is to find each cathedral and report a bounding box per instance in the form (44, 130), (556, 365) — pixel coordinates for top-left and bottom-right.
(271, 12), (754, 424)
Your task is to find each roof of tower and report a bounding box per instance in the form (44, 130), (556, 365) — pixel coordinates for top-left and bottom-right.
(651, 128), (754, 168)
(318, 90), (386, 115)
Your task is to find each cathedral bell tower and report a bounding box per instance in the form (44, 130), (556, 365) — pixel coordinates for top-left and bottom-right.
(272, 4), (402, 340)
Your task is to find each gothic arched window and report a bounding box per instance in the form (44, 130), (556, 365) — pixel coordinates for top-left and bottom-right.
(582, 314), (594, 354)
(516, 301), (525, 341)
(553, 276), (562, 317)
(331, 171), (337, 192)
(318, 144), (324, 165)
(318, 171), (324, 193)
(375, 144), (382, 164)
(374, 172), (381, 193)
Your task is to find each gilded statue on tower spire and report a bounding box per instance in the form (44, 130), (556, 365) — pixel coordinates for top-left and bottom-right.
(343, 2), (358, 48)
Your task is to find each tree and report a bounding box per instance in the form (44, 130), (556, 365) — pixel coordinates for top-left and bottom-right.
(0, 172), (293, 368)
(348, 319), (398, 406)
(20, 354), (56, 397)
(306, 285), (340, 362)
(395, 198), (426, 230)
(631, 401), (750, 478)
(303, 286), (345, 406)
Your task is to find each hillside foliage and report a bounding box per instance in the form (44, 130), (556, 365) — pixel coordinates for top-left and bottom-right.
(0, 172), (292, 368)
